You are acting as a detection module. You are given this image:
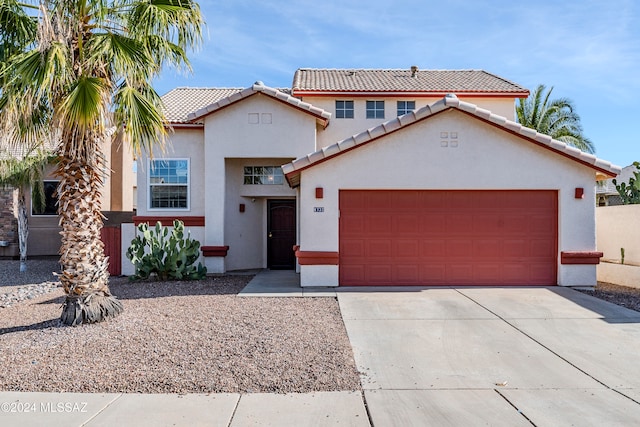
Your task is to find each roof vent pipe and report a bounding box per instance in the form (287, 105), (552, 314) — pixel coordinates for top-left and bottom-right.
(410, 65), (418, 77)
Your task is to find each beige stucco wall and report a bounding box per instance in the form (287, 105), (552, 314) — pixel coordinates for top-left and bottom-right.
(136, 127), (206, 216)
(297, 109), (599, 286)
(596, 204), (640, 265)
(301, 95), (516, 150)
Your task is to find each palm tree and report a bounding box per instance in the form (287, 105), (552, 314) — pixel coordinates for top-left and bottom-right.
(516, 84), (595, 154)
(0, 0), (204, 325)
(0, 147), (50, 273)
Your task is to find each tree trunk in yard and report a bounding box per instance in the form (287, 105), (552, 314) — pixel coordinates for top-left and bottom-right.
(16, 188), (28, 273)
(57, 150), (123, 326)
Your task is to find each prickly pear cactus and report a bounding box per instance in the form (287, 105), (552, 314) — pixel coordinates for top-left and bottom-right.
(126, 220), (207, 281)
(612, 161), (640, 205)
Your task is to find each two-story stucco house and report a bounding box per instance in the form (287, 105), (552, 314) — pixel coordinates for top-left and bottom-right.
(123, 67), (621, 287)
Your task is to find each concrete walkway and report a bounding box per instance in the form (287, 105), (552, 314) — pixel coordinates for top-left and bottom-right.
(2, 271), (640, 426)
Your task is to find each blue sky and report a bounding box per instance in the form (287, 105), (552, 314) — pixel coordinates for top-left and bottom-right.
(153, 0), (639, 168)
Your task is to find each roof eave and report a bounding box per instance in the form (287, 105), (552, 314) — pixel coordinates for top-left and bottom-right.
(292, 90), (530, 98)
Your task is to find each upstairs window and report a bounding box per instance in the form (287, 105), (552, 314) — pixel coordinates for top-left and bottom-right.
(335, 100), (354, 119)
(397, 100), (416, 116)
(366, 101), (385, 119)
(149, 159), (189, 209)
(244, 166), (284, 185)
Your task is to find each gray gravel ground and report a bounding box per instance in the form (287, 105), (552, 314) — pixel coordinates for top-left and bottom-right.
(0, 258), (62, 307)
(0, 261), (361, 394)
(579, 282), (640, 312)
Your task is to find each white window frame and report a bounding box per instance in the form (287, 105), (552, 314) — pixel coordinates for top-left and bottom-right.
(147, 158), (190, 211)
(397, 100), (416, 116)
(335, 100), (354, 119)
(243, 166), (285, 185)
(366, 100), (385, 119)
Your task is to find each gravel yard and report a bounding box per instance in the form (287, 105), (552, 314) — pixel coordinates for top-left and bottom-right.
(1, 259), (639, 395)
(0, 260), (361, 394)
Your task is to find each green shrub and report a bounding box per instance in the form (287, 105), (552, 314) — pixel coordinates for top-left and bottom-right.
(126, 220), (207, 281)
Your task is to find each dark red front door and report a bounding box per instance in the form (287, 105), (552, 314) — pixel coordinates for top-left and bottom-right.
(268, 200), (296, 269)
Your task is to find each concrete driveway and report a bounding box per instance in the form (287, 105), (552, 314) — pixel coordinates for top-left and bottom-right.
(337, 286), (640, 426)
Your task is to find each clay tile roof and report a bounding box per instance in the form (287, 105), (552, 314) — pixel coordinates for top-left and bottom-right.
(283, 95), (621, 187)
(292, 68), (529, 96)
(161, 87), (245, 123)
(186, 83), (331, 127)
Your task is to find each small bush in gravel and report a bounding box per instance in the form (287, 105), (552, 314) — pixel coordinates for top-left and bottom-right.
(127, 220), (206, 281)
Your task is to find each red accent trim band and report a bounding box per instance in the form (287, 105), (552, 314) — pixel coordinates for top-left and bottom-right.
(293, 91), (530, 98)
(293, 245), (300, 252)
(561, 251), (603, 265)
(295, 250), (339, 265)
(133, 216), (205, 226)
(201, 246), (229, 257)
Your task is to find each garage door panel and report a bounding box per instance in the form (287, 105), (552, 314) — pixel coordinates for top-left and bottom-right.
(473, 240), (502, 258)
(366, 192), (393, 209)
(366, 240), (392, 257)
(394, 240), (420, 258)
(502, 263), (530, 283)
(502, 214), (528, 234)
(340, 265), (365, 285)
(366, 215), (392, 233)
(529, 215), (556, 234)
(421, 213), (446, 232)
(420, 265), (446, 283)
(447, 264), (475, 283)
(340, 239), (365, 258)
(446, 239), (474, 258)
(473, 264), (503, 282)
(473, 214), (500, 233)
(445, 214), (475, 234)
(395, 214), (421, 233)
(529, 239), (556, 258)
(339, 190), (557, 286)
(420, 239), (446, 258)
(340, 214), (365, 234)
(395, 265), (421, 283)
(367, 264), (393, 283)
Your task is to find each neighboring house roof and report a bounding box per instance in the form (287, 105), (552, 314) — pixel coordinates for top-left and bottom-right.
(162, 87), (245, 123)
(186, 82), (332, 128)
(283, 94), (621, 187)
(291, 68), (530, 97)
(597, 163), (639, 196)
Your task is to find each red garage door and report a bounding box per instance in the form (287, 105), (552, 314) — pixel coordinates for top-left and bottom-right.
(339, 190), (557, 286)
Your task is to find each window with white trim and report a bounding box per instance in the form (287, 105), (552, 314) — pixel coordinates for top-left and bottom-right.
(397, 100), (415, 116)
(149, 159), (189, 209)
(335, 100), (354, 119)
(366, 100), (384, 119)
(244, 166), (284, 185)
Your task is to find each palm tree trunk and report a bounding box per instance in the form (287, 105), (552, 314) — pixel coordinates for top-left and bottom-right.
(16, 188), (28, 273)
(57, 155), (123, 326)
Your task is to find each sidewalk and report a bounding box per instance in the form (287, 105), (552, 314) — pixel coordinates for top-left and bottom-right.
(0, 391), (369, 427)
